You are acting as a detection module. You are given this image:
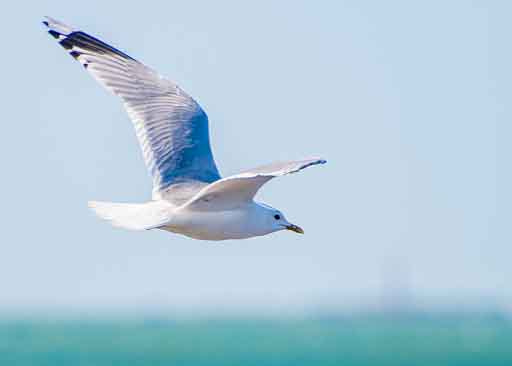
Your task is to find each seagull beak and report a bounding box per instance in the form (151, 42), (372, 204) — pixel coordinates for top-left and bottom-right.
(286, 224), (304, 234)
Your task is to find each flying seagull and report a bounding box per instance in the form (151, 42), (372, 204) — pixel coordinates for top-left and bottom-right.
(42, 17), (326, 241)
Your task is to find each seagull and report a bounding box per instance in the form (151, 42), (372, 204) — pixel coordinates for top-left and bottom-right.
(42, 17), (326, 241)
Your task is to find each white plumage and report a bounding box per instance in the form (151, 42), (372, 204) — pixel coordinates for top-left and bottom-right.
(43, 17), (326, 240)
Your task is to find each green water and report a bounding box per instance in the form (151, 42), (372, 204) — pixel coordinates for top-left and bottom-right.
(1, 313), (511, 365)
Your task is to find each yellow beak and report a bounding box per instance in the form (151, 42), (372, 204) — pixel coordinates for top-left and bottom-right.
(286, 224), (304, 234)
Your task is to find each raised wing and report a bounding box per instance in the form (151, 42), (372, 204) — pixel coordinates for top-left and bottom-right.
(183, 158), (326, 211)
(42, 17), (221, 196)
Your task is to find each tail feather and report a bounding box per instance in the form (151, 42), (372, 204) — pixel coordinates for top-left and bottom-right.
(88, 201), (171, 231)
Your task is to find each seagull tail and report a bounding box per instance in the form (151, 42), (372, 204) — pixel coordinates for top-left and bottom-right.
(88, 201), (169, 231)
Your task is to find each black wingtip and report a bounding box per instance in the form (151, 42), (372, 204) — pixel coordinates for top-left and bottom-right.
(48, 30), (60, 39)
(42, 20), (49, 27)
(60, 38), (73, 49)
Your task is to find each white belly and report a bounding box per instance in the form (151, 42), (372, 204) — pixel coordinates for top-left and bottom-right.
(162, 204), (270, 241)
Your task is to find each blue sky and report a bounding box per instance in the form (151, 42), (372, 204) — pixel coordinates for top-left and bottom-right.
(0, 1), (509, 313)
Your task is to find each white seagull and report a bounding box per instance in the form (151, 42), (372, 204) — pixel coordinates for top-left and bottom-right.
(43, 17), (326, 241)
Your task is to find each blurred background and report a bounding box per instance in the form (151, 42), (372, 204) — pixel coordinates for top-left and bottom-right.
(1, 0), (510, 365)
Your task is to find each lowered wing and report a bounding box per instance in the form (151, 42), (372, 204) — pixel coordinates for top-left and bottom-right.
(183, 158), (326, 211)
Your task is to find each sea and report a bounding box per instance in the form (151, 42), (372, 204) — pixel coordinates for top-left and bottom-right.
(1, 312), (511, 366)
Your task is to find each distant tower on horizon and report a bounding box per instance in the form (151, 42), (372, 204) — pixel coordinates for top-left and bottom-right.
(378, 258), (414, 313)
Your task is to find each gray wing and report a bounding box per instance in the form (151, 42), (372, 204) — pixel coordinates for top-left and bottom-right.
(43, 17), (221, 197)
(183, 158), (326, 211)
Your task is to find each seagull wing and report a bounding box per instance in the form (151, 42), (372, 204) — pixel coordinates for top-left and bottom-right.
(43, 17), (221, 197)
(182, 158), (326, 211)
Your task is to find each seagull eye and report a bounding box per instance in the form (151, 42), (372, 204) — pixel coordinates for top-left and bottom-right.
(274, 214), (281, 220)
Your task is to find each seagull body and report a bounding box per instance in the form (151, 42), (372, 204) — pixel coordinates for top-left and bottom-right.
(43, 17), (326, 241)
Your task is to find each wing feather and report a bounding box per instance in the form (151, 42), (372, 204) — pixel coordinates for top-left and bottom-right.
(43, 17), (221, 196)
(183, 158), (326, 211)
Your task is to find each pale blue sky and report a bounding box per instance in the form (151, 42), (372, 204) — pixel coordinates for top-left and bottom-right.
(0, 1), (509, 313)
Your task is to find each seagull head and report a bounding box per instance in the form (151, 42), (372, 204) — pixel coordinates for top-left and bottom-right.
(259, 204), (304, 235)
